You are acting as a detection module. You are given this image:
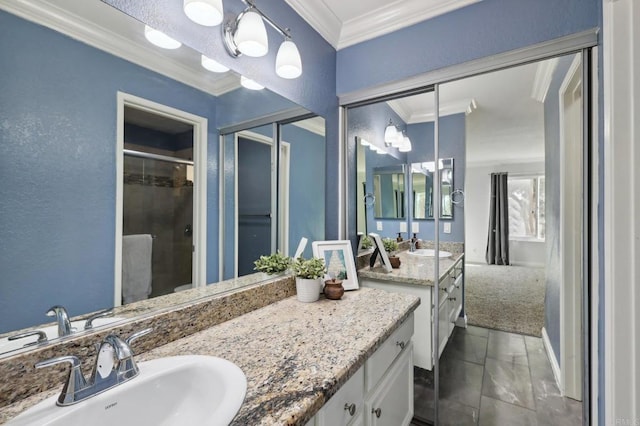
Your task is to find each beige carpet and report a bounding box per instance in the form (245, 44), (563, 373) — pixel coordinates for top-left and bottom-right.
(464, 264), (545, 337)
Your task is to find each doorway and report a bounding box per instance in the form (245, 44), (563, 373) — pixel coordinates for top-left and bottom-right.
(115, 92), (207, 306)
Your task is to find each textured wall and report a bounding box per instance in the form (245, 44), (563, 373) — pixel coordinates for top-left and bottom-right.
(0, 11), (219, 332)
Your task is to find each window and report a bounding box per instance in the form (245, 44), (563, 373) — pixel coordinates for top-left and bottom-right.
(508, 175), (545, 240)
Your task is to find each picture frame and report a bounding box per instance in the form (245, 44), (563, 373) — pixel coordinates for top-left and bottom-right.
(368, 232), (393, 272)
(312, 240), (359, 291)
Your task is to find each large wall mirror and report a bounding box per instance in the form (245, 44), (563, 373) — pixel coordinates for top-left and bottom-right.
(411, 158), (454, 219)
(373, 165), (406, 219)
(0, 0), (325, 356)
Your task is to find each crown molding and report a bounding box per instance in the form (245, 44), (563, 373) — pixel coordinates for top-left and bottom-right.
(0, 0), (239, 97)
(337, 0), (481, 50)
(387, 98), (477, 124)
(284, 0), (342, 47)
(531, 57), (559, 102)
(291, 116), (326, 136)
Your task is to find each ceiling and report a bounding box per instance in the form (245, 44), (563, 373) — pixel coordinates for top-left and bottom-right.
(384, 57), (566, 166)
(284, 0), (481, 49)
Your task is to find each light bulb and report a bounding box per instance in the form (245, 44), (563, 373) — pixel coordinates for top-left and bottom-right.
(234, 10), (268, 57)
(183, 0), (223, 26)
(276, 40), (302, 79)
(201, 55), (229, 73)
(144, 25), (181, 49)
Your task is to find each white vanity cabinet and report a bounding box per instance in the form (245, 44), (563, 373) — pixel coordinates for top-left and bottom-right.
(314, 313), (414, 426)
(361, 255), (464, 371)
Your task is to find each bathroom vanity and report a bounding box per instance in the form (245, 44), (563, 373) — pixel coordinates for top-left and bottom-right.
(0, 285), (419, 425)
(359, 249), (464, 371)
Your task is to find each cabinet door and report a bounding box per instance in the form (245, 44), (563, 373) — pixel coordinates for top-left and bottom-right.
(317, 366), (364, 426)
(437, 292), (450, 358)
(366, 344), (413, 426)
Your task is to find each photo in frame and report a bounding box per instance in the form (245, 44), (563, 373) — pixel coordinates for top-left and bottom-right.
(312, 240), (359, 290)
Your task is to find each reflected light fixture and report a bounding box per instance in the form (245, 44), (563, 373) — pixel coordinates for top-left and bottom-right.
(384, 120), (399, 145)
(144, 25), (182, 49)
(360, 138), (370, 146)
(398, 132), (412, 152)
(223, 0), (302, 79)
(183, 0), (223, 27)
(240, 75), (264, 90)
(201, 54), (229, 73)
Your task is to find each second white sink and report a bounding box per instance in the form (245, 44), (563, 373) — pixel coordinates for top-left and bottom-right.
(9, 355), (247, 426)
(407, 249), (453, 258)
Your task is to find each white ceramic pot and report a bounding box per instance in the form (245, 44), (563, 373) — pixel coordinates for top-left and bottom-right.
(295, 278), (321, 302)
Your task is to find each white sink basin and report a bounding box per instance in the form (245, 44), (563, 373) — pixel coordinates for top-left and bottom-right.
(0, 318), (125, 354)
(408, 249), (453, 258)
(9, 355), (246, 426)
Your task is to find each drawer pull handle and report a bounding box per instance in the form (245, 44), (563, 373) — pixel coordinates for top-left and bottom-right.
(448, 297), (457, 302)
(344, 403), (356, 416)
(396, 341), (406, 350)
(372, 408), (382, 418)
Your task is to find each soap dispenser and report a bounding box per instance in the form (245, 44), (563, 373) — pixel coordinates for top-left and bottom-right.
(411, 233), (420, 250)
(396, 232), (403, 242)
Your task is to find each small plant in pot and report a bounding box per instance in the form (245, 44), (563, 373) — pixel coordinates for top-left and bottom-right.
(253, 252), (291, 275)
(290, 256), (327, 303)
(360, 235), (373, 250)
(382, 238), (401, 269)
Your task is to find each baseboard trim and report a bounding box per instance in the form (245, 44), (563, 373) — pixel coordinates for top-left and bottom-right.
(455, 314), (468, 328)
(541, 327), (563, 394)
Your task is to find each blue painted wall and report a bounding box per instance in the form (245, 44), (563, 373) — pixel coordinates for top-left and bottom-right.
(336, 0), (598, 95)
(281, 124), (325, 259)
(102, 0), (341, 239)
(406, 114), (466, 243)
(0, 11), (220, 332)
(543, 55), (575, 366)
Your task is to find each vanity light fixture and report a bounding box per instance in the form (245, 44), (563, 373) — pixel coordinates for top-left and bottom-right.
(224, 0), (302, 78)
(240, 75), (264, 90)
(144, 25), (182, 49)
(201, 54), (229, 73)
(183, 0), (224, 27)
(384, 120), (399, 145)
(398, 132), (412, 153)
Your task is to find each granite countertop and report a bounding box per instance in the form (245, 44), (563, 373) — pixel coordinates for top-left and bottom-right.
(358, 250), (464, 287)
(0, 287), (419, 425)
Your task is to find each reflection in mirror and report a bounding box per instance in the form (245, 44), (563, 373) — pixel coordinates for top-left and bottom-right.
(411, 158), (454, 219)
(373, 165), (406, 219)
(0, 1), (323, 356)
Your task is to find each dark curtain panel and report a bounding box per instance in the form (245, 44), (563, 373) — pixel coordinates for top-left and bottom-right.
(486, 172), (510, 265)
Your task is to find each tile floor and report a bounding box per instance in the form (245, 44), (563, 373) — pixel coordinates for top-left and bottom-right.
(412, 326), (583, 425)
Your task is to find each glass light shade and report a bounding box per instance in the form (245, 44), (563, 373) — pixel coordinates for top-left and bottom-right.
(234, 10), (268, 57)
(393, 131), (404, 147)
(144, 25), (181, 49)
(201, 55), (229, 73)
(183, 0), (223, 26)
(398, 135), (412, 152)
(384, 124), (398, 145)
(276, 40), (302, 79)
(240, 76), (264, 90)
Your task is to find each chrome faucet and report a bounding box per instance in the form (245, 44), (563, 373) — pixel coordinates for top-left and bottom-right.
(83, 309), (114, 330)
(7, 330), (48, 347)
(35, 328), (152, 406)
(46, 305), (73, 337)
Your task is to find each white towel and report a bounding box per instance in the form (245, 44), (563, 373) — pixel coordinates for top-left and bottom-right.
(122, 234), (153, 304)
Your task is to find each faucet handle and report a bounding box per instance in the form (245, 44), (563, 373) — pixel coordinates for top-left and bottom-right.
(8, 330), (48, 346)
(125, 328), (153, 347)
(36, 356), (88, 406)
(84, 309), (114, 330)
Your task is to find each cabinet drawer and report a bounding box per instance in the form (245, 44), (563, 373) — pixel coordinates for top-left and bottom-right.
(317, 366), (364, 426)
(366, 313), (414, 392)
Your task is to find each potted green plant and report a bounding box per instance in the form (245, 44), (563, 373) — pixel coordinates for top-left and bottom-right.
(253, 252), (291, 275)
(360, 235), (373, 250)
(382, 238), (401, 269)
(290, 256), (327, 302)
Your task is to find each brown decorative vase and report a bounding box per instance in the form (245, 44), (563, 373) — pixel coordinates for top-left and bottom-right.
(389, 256), (401, 269)
(324, 280), (345, 300)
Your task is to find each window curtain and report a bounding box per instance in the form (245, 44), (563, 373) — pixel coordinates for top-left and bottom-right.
(486, 172), (510, 265)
